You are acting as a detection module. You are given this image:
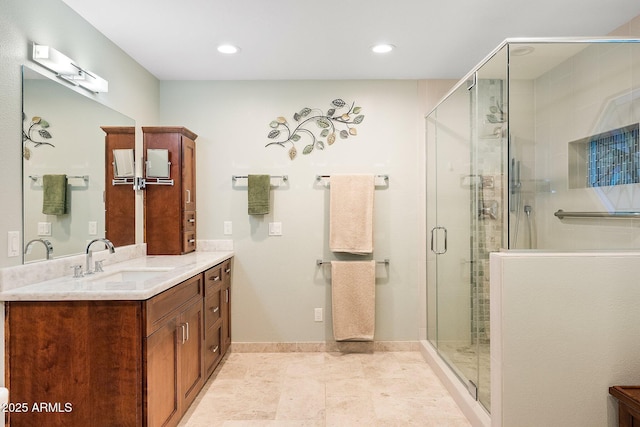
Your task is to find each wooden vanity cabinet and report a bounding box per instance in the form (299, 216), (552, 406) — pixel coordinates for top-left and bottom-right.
(5, 300), (145, 427)
(143, 127), (197, 255)
(5, 275), (204, 427)
(203, 258), (232, 378)
(145, 274), (204, 427)
(203, 264), (224, 377)
(5, 257), (232, 427)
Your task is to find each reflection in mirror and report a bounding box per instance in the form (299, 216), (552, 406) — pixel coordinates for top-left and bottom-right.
(113, 149), (135, 177)
(146, 149), (170, 178)
(22, 66), (135, 263)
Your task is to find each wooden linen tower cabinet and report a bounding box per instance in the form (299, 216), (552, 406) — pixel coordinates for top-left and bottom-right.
(143, 127), (197, 255)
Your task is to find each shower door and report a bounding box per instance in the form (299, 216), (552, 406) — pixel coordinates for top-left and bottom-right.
(427, 57), (506, 412)
(427, 78), (479, 398)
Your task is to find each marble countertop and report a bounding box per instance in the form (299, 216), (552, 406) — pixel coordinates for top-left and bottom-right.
(0, 251), (234, 301)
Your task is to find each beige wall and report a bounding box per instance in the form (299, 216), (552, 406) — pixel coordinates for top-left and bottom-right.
(0, 0), (160, 269)
(160, 80), (423, 342)
(609, 14), (640, 36)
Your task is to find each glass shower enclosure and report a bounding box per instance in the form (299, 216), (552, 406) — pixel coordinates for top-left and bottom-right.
(426, 38), (640, 414)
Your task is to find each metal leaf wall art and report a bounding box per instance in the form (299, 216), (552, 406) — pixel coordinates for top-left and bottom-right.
(265, 98), (365, 160)
(22, 112), (54, 159)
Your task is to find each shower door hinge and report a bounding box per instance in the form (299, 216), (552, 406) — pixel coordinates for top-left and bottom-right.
(467, 380), (478, 400)
(467, 72), (477, 91)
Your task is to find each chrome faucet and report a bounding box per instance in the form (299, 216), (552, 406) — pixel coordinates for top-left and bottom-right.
(24, 238), (54, 260)
(85, 238), (115, 274)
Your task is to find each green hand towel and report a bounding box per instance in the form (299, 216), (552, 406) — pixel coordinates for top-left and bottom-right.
(42, 174), (68, 215)
(248, 174), (270, 215)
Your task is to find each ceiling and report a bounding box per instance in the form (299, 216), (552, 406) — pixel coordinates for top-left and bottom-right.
(60, 0), (640, 81)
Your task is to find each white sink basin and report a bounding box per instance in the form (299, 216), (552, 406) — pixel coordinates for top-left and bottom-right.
(89, 267), (175, 283)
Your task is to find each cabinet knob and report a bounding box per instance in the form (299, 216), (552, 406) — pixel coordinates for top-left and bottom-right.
(188, 218), (195, 223)
(188, 239), (195, 244)
(210, 345), (219, 353)
(225, 268), (231, 273)
(210, 275), (220, 281)
(211, 306), (219, 313)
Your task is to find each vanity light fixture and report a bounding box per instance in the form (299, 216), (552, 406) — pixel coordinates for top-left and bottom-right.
(371, 43), (395, 54)
(30, 42), (109, 93)
(217, 44), (240, 54)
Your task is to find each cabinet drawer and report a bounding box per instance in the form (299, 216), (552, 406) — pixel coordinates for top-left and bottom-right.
(222, 259), (232, 284)
(205, 323), (223, 377)
(183, 231), (196, 253)
(183, 211), (196, 232)
(146, 274), (203, 336)
(205, 291), (221, 330)
(204, 265), (222, 295)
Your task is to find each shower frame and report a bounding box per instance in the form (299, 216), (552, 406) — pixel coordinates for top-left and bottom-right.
(424, 37), (640, 422)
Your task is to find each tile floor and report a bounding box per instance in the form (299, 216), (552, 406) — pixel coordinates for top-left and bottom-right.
(178, 351), (471, 426)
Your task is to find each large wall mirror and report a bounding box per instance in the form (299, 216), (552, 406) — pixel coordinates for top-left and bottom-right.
(22, 66), (135, 263)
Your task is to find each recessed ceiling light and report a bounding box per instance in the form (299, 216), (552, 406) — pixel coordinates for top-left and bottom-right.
(371, 44), (395, 54)
(217, 44), (240, 54)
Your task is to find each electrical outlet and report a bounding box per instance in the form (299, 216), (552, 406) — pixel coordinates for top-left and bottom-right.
(269, 222), (282, 236)
(88, 221), (98, 236)
(314, 308), (323, 322)
(223, 221), (233, 235)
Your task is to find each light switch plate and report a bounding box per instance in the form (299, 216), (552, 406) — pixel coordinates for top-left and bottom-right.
(37, 222), (52, 236)
(223, 221), (233, 235)
(88, 221), (98, 236)
(314, 308), (323, 322)
(268, 222), (282, 236)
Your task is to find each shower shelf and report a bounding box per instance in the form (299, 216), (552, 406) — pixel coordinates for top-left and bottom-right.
(554, 209), (640, 219)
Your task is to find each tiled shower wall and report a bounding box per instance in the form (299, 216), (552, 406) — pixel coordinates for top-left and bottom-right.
(531, 42), (640, 250)
(473, 171), (503, 343)
(472, 79), (506, 343)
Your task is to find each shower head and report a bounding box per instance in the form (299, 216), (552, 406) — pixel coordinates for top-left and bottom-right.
(524, 205), (532, 215)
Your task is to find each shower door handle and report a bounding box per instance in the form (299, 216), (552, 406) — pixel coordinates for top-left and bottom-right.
(430, 226), (448, 255)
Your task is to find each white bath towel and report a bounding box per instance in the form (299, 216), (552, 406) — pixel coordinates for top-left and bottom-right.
(331, 260), (376, 342)
(329, 174), (374, 254)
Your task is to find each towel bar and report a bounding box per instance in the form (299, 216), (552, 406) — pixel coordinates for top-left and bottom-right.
(316, 174), (388, 183)
(554, 209), (640, 219)
(232, 175), (288, 182)
(316, 259), (389, 266)
(29, 174), (89, 182)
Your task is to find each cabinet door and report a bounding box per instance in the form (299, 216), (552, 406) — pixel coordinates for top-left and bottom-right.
(182, 136), (196, 211)
(179, 297), (204, 410)
(146, 317), (180, 427)
(7, 301), (143, 427)
(103, 126), (135, 247)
